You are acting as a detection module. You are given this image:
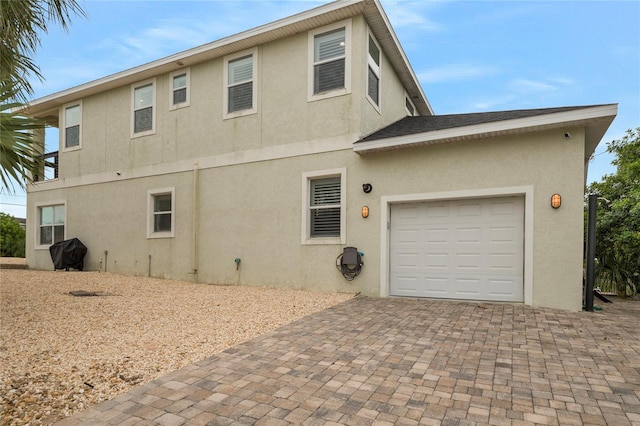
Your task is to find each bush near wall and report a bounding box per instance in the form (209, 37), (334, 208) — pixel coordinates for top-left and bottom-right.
(0, 213), (26, 258)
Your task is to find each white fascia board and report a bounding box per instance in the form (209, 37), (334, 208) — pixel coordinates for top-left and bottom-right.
(354, 104), (618, 154)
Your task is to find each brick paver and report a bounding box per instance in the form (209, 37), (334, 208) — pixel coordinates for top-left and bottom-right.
(56, 297), (640, 425)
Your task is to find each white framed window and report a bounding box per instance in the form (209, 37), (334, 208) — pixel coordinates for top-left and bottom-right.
(308, 20), (352, 101)
(405, 93), (416, 116)
(367, 32), (381, 110)
(301, 168), (346, 245)
(35, 201), (66, 249)
(131, 79), (156, 137)
(147, 188), (175, 238)
(169, 68), (190, 110)
(62, 102), (81, 150)
(223, 48), (258, 118)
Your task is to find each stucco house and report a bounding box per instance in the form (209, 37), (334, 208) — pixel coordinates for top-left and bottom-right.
(24, 0), (616, 311)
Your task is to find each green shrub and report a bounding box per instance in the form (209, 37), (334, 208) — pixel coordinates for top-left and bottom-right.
(0, 212), (26, 257)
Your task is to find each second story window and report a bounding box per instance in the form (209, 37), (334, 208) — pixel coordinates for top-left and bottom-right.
(314, 28), (345, 94)
(224, 48), (257, 118)
(308, 20), (351, 101)
(132, 79), (156, 136)
(170, 69), (190, 109)
(63, 102), (81, 150)
(367, 34), (381, 109)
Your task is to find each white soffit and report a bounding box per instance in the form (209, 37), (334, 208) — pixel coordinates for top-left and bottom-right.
(354, 104), (618, 155)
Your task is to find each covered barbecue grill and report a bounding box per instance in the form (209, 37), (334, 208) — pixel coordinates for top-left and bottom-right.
(49, 238), (87, 271)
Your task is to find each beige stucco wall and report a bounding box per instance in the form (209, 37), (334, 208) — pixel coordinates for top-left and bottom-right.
(27, 126), (587, 311)
(53, 16), (411, 184)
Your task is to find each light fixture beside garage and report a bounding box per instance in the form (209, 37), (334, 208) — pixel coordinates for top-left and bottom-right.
(361, 206), (369, 218)
(551, 193), (561, 209)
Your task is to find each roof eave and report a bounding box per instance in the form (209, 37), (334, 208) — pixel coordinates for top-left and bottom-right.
(353, 104), (618, 155)
(23, 0), (432, 118)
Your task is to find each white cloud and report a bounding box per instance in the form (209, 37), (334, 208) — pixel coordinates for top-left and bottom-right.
(381, 0), (445, 31)
(509, 78), (556, 92)
(418, 63), (497, 84)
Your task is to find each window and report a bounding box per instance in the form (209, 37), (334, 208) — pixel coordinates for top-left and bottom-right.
(367, 33), (381, 108)
(132, 79), (156, 136)
(63, 102), (81, 150)
(405, 94), (416, 116)
(37, 204), (65, 247)
(170, 69), (190, 110)
(308, 20), (351, 101)
(148, 188), (175, 238)
(223, 48), (257, 118)
(301, 169), (346, 245)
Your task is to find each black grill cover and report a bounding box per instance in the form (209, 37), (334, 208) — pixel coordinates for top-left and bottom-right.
(49, 238), (87, 271)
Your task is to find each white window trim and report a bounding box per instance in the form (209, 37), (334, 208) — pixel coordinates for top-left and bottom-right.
(34, 200), (67, 250)
(61, 101), (82, 152)
(169, 68), (190, 110)
(147, 187), (175, 239)
(301, 168), (346, 245)
(404, 92), (416, 116)
(131, 78), (157, 138)
(223, 47), (258, 119)
(366, 30), (381, 113)
(308, 19), (352, 102)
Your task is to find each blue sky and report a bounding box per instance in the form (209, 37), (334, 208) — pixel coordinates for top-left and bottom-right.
(2, 0), (638, 218)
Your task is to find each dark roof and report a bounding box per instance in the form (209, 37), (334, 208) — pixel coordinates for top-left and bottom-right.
(358, 105), (609, 143)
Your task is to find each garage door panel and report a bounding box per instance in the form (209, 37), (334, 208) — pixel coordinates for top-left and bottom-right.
(390, 196), (524, 302)
(455, 278), (481, 297)
(392, 275), (420, 295)
(456, 227), (482, 243)
(424, 277), (449, 296)
(489, 253), (519, 271)
(456, 253), (482, 270)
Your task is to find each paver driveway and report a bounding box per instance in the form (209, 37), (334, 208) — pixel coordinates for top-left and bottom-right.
(58, 297), (640, 425)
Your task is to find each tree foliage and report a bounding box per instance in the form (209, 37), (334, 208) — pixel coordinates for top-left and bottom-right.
(0, 212), (26, 257)
(0, 81), (46, 190)
(0, 0), (85, 192)
(587, 128), (640, 296)
(0, 0), (86, 101)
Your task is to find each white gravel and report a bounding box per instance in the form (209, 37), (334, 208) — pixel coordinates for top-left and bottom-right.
(0, 268), (353, 425)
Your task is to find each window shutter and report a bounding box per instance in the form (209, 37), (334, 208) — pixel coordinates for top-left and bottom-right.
(310, 177), (341, 237)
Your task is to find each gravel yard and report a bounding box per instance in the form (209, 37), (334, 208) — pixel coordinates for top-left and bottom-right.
(0, 268), (353, 425)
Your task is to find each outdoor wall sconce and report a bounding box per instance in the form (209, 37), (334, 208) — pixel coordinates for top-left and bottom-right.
(362, 206), (369, 218)
(551, 193), (561, 209)
(362, 183), (372, 193)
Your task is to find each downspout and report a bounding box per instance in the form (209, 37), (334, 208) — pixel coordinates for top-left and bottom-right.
(192, 162), (199, 280)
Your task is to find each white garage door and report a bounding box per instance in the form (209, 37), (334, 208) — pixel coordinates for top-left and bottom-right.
(390, 196), (524, 302)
